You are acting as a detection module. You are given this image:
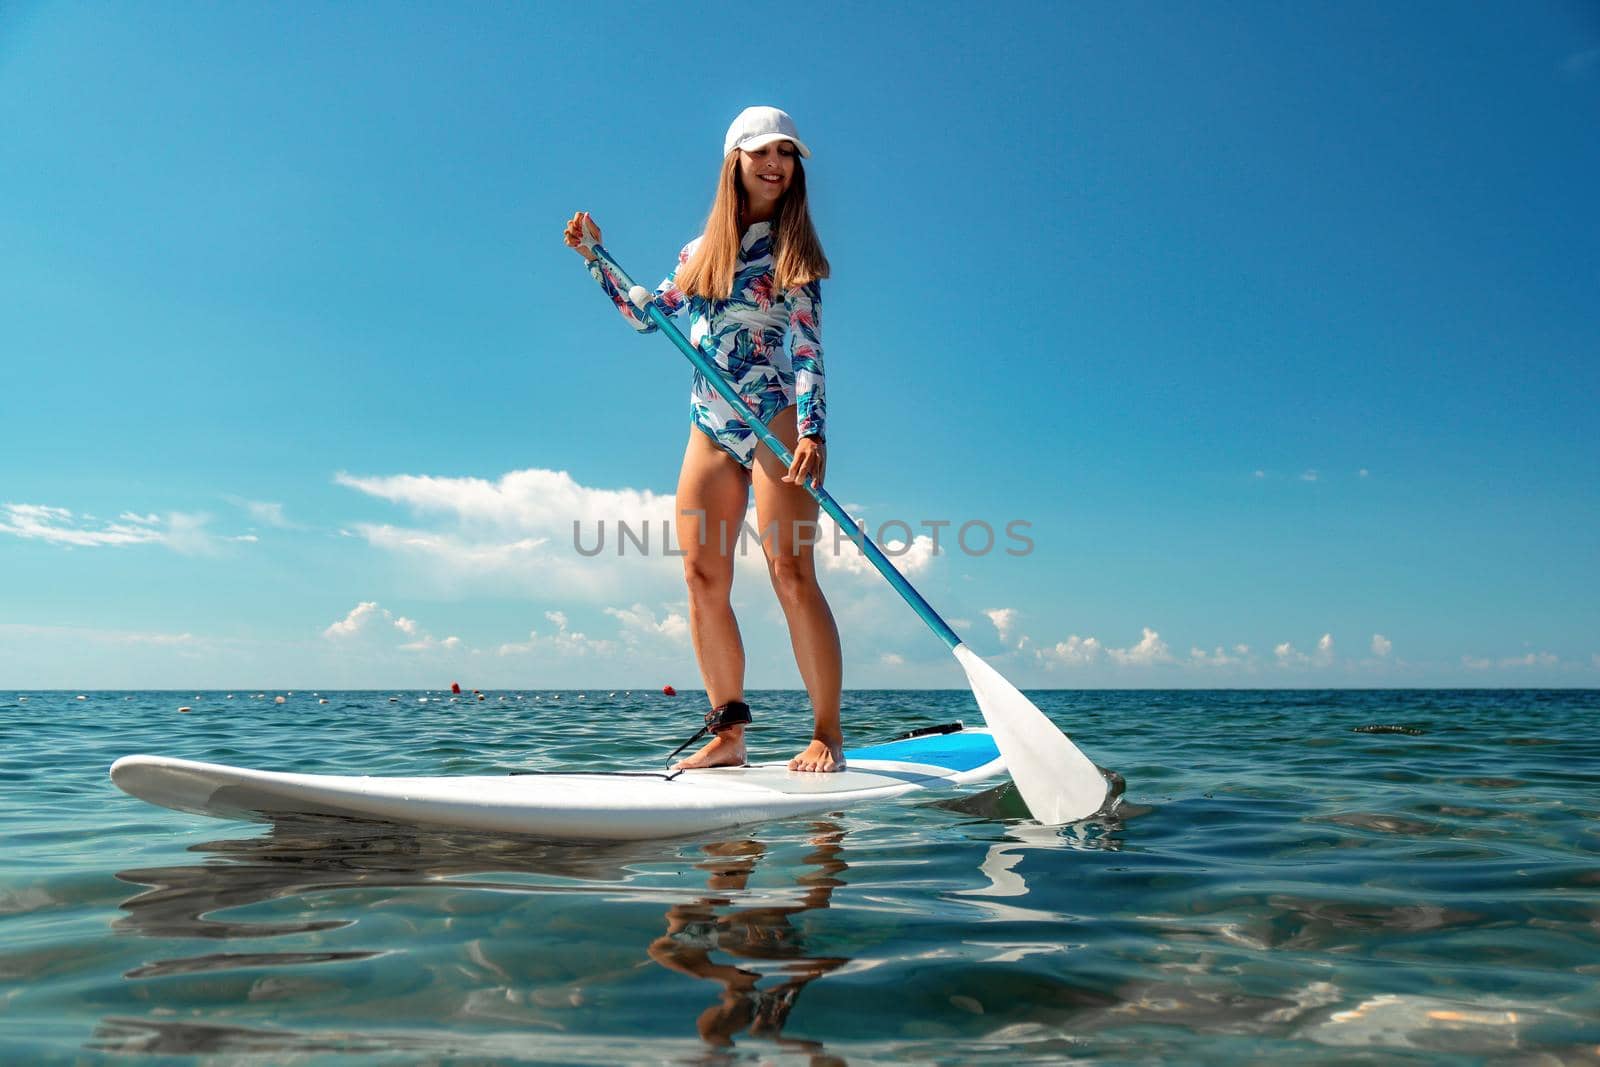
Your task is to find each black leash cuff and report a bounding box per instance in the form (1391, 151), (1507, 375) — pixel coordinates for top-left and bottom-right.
(664, 700), (753, 766)
(705, 699), (752, 733)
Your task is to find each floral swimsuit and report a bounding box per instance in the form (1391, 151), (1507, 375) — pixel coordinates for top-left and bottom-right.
(587, 220), (825, 467)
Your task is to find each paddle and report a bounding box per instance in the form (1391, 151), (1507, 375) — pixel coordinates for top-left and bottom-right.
(589, 245), (1108, 823)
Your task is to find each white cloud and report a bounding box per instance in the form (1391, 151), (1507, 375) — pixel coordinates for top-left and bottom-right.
(336, 467), (945, 605)
(163, 512), (225, 556)
(1252, 470), (1265, 479)
(604, 603), (689, 644)
(817, 513), (937, 579)
(250, 501), (290, 526)
(1277, 633), (1334, 668)
(123, 631), (198, 646)
(336, 469), (666, 598)
(337, 468), (665, 529)
(355, 521), (557, 577)
(1300, 470), (1320, 483)
(1190, 643), (1249, 667)
(0, 623), (217, 682)
(1462, 650), (1558, 671)
(880, 652), (905, 667)
(0, 502), (238, 555)
(1036, 634), (1102, 668)
(325, 601), (400, 639)
(399, 634), (462, 653)
(1108, 627), (1172, 666)
(1358, 468), (1370, 478)
(2, 504), (166, 548)
(1371, 633), (1392, 658)
(984, 608), (1018, 645)
(0, 623), (201, 647)
(323, 601), (461, 653)
(1035, 627), (1174, 669)
(227, 497), (300, 530)
(496, 610), (616, 658)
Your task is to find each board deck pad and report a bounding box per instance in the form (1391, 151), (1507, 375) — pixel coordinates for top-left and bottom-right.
(110, 726), (1006, 841)
(842, 731), (997, 772)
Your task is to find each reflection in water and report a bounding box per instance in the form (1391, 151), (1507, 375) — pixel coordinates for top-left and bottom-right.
(91, 1015), (442, 1058)
(931, 776), (1134, 831)
(938, 781), (1129, 922)
(124, 950), (381, 980)
(647, 824), (849, 1051)
(112, 814), (680, 943)
(104, 814), (854, 1056)
(928, 785), (1133, 954)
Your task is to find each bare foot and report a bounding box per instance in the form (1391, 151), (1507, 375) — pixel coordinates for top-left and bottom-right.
(673, 731), (747, 770)
(788, 738), (845, 773)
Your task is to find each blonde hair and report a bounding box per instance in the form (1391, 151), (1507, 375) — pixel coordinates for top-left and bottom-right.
(674, 150), (830, 299)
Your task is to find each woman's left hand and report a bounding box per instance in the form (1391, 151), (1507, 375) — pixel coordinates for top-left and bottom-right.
(784, 437), (826, 489)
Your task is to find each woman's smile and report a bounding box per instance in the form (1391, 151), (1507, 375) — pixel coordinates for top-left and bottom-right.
(740, 143), (795, 207)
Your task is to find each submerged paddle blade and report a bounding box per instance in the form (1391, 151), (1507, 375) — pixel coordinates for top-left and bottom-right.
(952, 644), (1108, 824)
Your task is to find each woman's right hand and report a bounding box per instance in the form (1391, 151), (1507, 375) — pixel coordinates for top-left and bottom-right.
(563, 211), (601, 261)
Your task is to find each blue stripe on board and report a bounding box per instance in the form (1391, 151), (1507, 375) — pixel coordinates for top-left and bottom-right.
(844, 731), (1000, 772)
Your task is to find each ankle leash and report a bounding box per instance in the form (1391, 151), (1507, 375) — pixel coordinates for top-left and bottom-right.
(664, 700), (752, 765)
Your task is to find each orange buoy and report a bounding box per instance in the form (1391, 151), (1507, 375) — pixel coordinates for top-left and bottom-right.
(451, 681), (462, 695)
(662, 685), (677, 696)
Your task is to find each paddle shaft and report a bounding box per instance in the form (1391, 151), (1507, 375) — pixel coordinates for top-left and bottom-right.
(593, 244), (961, 651)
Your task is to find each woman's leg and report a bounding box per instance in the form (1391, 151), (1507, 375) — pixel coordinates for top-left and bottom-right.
(752, 406), (844, 772)
(674, 428), (753, 769)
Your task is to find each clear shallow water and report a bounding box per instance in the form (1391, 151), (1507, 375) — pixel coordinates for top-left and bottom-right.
(1, 689), (1597, 1064)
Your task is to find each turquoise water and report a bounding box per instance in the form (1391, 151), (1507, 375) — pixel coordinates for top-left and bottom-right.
(2, 689), (1597, 1063)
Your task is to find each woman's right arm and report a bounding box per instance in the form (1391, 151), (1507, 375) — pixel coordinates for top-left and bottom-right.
(564, 211), (690, 334)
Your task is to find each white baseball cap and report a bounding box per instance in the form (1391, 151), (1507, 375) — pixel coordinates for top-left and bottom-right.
(723, 106), (812, 158)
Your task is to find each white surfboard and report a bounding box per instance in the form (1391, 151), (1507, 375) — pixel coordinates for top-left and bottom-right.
(109, 725), (1005, 841)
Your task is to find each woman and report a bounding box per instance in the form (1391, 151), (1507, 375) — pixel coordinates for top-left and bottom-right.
(563, 106), (844, 773)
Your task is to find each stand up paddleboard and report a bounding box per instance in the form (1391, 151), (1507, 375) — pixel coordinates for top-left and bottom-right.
(110, 724), (1005, 841)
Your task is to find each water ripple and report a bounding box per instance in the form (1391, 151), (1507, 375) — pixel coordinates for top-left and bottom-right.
(1, 688), (1596, 1060)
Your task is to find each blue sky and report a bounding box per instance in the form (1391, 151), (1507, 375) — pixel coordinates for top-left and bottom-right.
(2, 1), (1596, 689)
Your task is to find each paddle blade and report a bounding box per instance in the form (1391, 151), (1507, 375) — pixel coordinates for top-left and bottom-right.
(952, 644), (1108, 823)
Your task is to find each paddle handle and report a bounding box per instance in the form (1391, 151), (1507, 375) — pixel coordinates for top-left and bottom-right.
(594, 244), (962, 651)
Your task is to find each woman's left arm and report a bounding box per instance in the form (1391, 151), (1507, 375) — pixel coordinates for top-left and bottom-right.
(788, 280), (826, 442)
(784, 280), (827, 488)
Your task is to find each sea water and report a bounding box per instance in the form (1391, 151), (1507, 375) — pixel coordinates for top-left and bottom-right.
(1, 689), (1596, 1063)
